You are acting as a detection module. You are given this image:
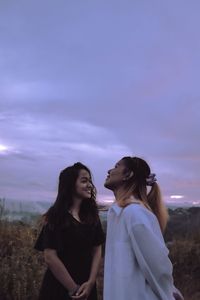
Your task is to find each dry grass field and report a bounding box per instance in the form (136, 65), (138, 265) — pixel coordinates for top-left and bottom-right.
(0, 201), (200, 300)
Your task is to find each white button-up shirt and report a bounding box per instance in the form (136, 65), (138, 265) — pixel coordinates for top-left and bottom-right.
(103, 202), (175, 300)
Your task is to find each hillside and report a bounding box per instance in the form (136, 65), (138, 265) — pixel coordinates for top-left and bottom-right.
(0, 198), (200, 300)
(165, 207), (200, 241)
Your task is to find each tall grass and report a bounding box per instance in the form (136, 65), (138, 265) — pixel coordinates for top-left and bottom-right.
(0, 199), (200, 300)
(169, 234), (200, 300)
(0, 199), (45, 300)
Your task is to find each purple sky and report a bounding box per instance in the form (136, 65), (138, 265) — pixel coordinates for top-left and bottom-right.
(0, 0), (200, 205)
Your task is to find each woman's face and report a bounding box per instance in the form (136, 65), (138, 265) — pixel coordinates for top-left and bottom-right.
(104, 159), (127, 190)
(75, 169), (93, 199)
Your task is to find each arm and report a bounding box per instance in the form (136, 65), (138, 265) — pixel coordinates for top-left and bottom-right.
(88, 245), (102, 284)
(72, 245), (102, 299)
(128, 223), (174, 300)
(44, 249), (78, 293)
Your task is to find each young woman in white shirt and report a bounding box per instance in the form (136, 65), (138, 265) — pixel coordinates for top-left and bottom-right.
(103, 156), (184, 300)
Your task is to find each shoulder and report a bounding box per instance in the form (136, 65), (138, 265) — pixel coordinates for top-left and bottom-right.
(123, 204), (156, 227)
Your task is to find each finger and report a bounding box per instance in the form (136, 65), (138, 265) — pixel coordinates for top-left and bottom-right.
(71, 295), (86, 300)
(71, 294), (81, 299)
(173, 293), (183, 300)
(75, 286), (85, 295)
(72, 291), (87, 298)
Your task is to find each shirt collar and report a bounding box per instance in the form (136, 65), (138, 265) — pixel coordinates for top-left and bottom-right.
(110, 202), (123, 216)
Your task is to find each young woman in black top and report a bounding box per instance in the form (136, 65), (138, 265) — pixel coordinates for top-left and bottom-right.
(34, 162), (105, 300)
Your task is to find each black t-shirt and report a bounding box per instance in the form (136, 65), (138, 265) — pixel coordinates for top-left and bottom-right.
(34, 213), (105, 300)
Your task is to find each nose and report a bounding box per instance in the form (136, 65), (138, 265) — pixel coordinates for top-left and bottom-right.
(87, 181), (92, 187)
(107, 169), (111, 174)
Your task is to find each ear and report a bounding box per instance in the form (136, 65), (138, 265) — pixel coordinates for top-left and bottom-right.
(123, 171), (134, 181)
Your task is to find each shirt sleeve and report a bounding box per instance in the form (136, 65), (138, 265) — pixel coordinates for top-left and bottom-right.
(127, 222), (174, 300)
(34, 223), (61, 251)
(92, 218), (105, 246)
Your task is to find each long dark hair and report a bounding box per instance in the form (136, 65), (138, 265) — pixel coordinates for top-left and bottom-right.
(121, 156), (168, 232)
(43, 162), (99, 227)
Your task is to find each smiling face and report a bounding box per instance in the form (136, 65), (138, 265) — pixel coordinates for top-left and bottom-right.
(104, 159), (128, 191)
(74, 169), (93, 199)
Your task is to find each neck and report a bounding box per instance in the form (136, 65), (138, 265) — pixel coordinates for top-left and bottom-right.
(113, 188), (134, 202)
(113, 187), (124, 202)
(69, 197), (82, 214)
(113, 188), (140, 206)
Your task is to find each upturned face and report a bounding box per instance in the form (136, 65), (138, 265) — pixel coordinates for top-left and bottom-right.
(104, 159), (127, 191)
(75, 169), (93, 199)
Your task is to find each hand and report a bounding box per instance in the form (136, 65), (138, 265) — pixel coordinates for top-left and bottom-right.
(173, 292), (184, 300)
(71, 281), (94, 300)
(68, 284), (80, 298)
(173, 288), (184, 300)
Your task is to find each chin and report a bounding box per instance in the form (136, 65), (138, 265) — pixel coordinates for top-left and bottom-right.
(85, 194), (92, 199)
(81, 193), (91, 199)
(104, 181), (113, 190)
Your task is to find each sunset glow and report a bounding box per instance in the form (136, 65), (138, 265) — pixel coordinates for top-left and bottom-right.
(0, 144), (8, 152)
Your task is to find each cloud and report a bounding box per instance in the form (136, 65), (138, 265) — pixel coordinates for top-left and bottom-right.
(0, 0), (200, 203)
(64, 142), (130, 158)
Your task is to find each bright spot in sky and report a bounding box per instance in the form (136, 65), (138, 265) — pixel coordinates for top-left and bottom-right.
(170, 195), (184, 199)
(0, 144), (8, 152)
(192, 201), (200, 205)
(98, 196), (114, 204)
(103, 199), (114, 203)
